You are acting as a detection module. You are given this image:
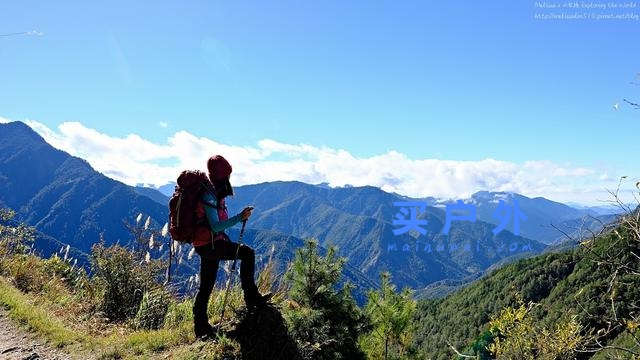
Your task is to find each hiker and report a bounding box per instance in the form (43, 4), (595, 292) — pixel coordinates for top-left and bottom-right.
(192, 155), (272, 338)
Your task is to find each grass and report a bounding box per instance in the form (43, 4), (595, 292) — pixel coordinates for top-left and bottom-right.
(0, 216), (247, 358)
(0, 277), (88, 349)
(0, 241), (284, 359)
(124, 326), (191, 353)
(0, 276), (239, 359)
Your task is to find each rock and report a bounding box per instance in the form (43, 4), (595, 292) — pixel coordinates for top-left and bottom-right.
(226, 304), (301, 360)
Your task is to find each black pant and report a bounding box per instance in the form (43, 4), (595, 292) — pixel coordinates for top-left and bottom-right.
(192, 240), (259, 327)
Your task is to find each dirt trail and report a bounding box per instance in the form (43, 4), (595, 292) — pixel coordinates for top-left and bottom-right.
(0, 310), (72, 360)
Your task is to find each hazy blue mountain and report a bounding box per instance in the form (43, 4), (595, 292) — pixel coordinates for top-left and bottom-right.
(565, 202), (624, 216)
(157, 183), (176, 197)
(135, 176), (608, 293)
(134, 186), (170, 206)
(543, 212), (620, 253)
(143, 181), (553, 291)
(441, 191), (615, 245)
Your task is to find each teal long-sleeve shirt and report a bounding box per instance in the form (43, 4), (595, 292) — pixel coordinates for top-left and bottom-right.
(201, 192), (243, 233)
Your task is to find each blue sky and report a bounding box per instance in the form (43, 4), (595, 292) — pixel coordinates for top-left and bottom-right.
(1, 1), (639, 203)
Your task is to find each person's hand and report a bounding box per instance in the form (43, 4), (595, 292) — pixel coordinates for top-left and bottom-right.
(240, 206), (254, 221)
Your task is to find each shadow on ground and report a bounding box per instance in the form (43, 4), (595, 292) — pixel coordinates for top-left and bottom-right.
(226, 304), (301, 360)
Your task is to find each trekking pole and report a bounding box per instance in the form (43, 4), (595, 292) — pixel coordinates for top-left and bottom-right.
(220, 219), (247, 321)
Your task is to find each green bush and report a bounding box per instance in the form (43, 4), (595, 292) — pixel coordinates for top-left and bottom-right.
(486, 301), (584, 360)
(0, 208), (38, 283)
(9, 254), (46, 293)
(133, 288), (171, 330)
(91, 243), (164, 322)
(43, 255), (90, 290)
(0, 208), (35, 256)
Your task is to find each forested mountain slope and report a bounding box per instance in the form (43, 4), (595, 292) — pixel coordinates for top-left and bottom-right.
(413, 211), (640, 359)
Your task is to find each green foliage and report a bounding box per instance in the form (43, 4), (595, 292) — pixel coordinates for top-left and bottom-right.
(0, 208), (15, 221)
(468, 330), (495, 360)
(6, 254), (47, 293)
(413, 250), (577, 359)
(360, 272), (417, 360)
(0, 208), (35, 256)
(133, 288), (171, 330)
(0, 208), (41, 293)
(43, 254), (91, 292)
(164, 298), (194, 328)
(285, 239), (368, 360)
(487, 300), (584, 360)
(413, 207), (640, 360)
(91, 243), (165, 322)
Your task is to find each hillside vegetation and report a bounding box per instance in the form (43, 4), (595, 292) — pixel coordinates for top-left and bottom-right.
(414, 202), (639, 359)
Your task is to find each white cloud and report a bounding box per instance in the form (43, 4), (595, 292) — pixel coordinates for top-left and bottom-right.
(158, 121), (168, 128)
(7, 117), (637, 205)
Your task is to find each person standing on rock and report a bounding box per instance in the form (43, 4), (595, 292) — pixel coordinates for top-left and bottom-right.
(192, 155), (272, 339)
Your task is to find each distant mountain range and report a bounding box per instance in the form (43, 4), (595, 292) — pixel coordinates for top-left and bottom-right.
(152, 184), (620, 247)
(564, 202), (622, 215)
(139, 174), (622, 297)
(440, 191), (619, 245)
(1, 121), (617, 300)
(139, 181), (550, 291)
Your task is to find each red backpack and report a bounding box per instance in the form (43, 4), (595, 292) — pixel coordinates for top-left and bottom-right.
(168, 170), (215, 243)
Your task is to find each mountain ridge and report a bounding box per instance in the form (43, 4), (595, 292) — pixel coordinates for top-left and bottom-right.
(3, 121), (609, 299)
(0, 121), (376, 302)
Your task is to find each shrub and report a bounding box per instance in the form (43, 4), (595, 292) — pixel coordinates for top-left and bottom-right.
(0, 208), (35, 256)
(487, 300), (584, 360)
(9, 254), (46, 293)
(133, 288), (171, 330)
(91, 243), (164, 322)
(43, 255), (90, 290)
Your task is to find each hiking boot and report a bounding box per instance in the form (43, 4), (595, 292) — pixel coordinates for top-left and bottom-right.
(245, 292), (274, 308)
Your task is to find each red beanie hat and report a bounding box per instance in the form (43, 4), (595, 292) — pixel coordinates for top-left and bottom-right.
(207, 155), (232, 182)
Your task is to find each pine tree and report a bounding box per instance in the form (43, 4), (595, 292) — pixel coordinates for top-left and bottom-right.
(285, 239), (368, 360)
(360, 272), (417, 360)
